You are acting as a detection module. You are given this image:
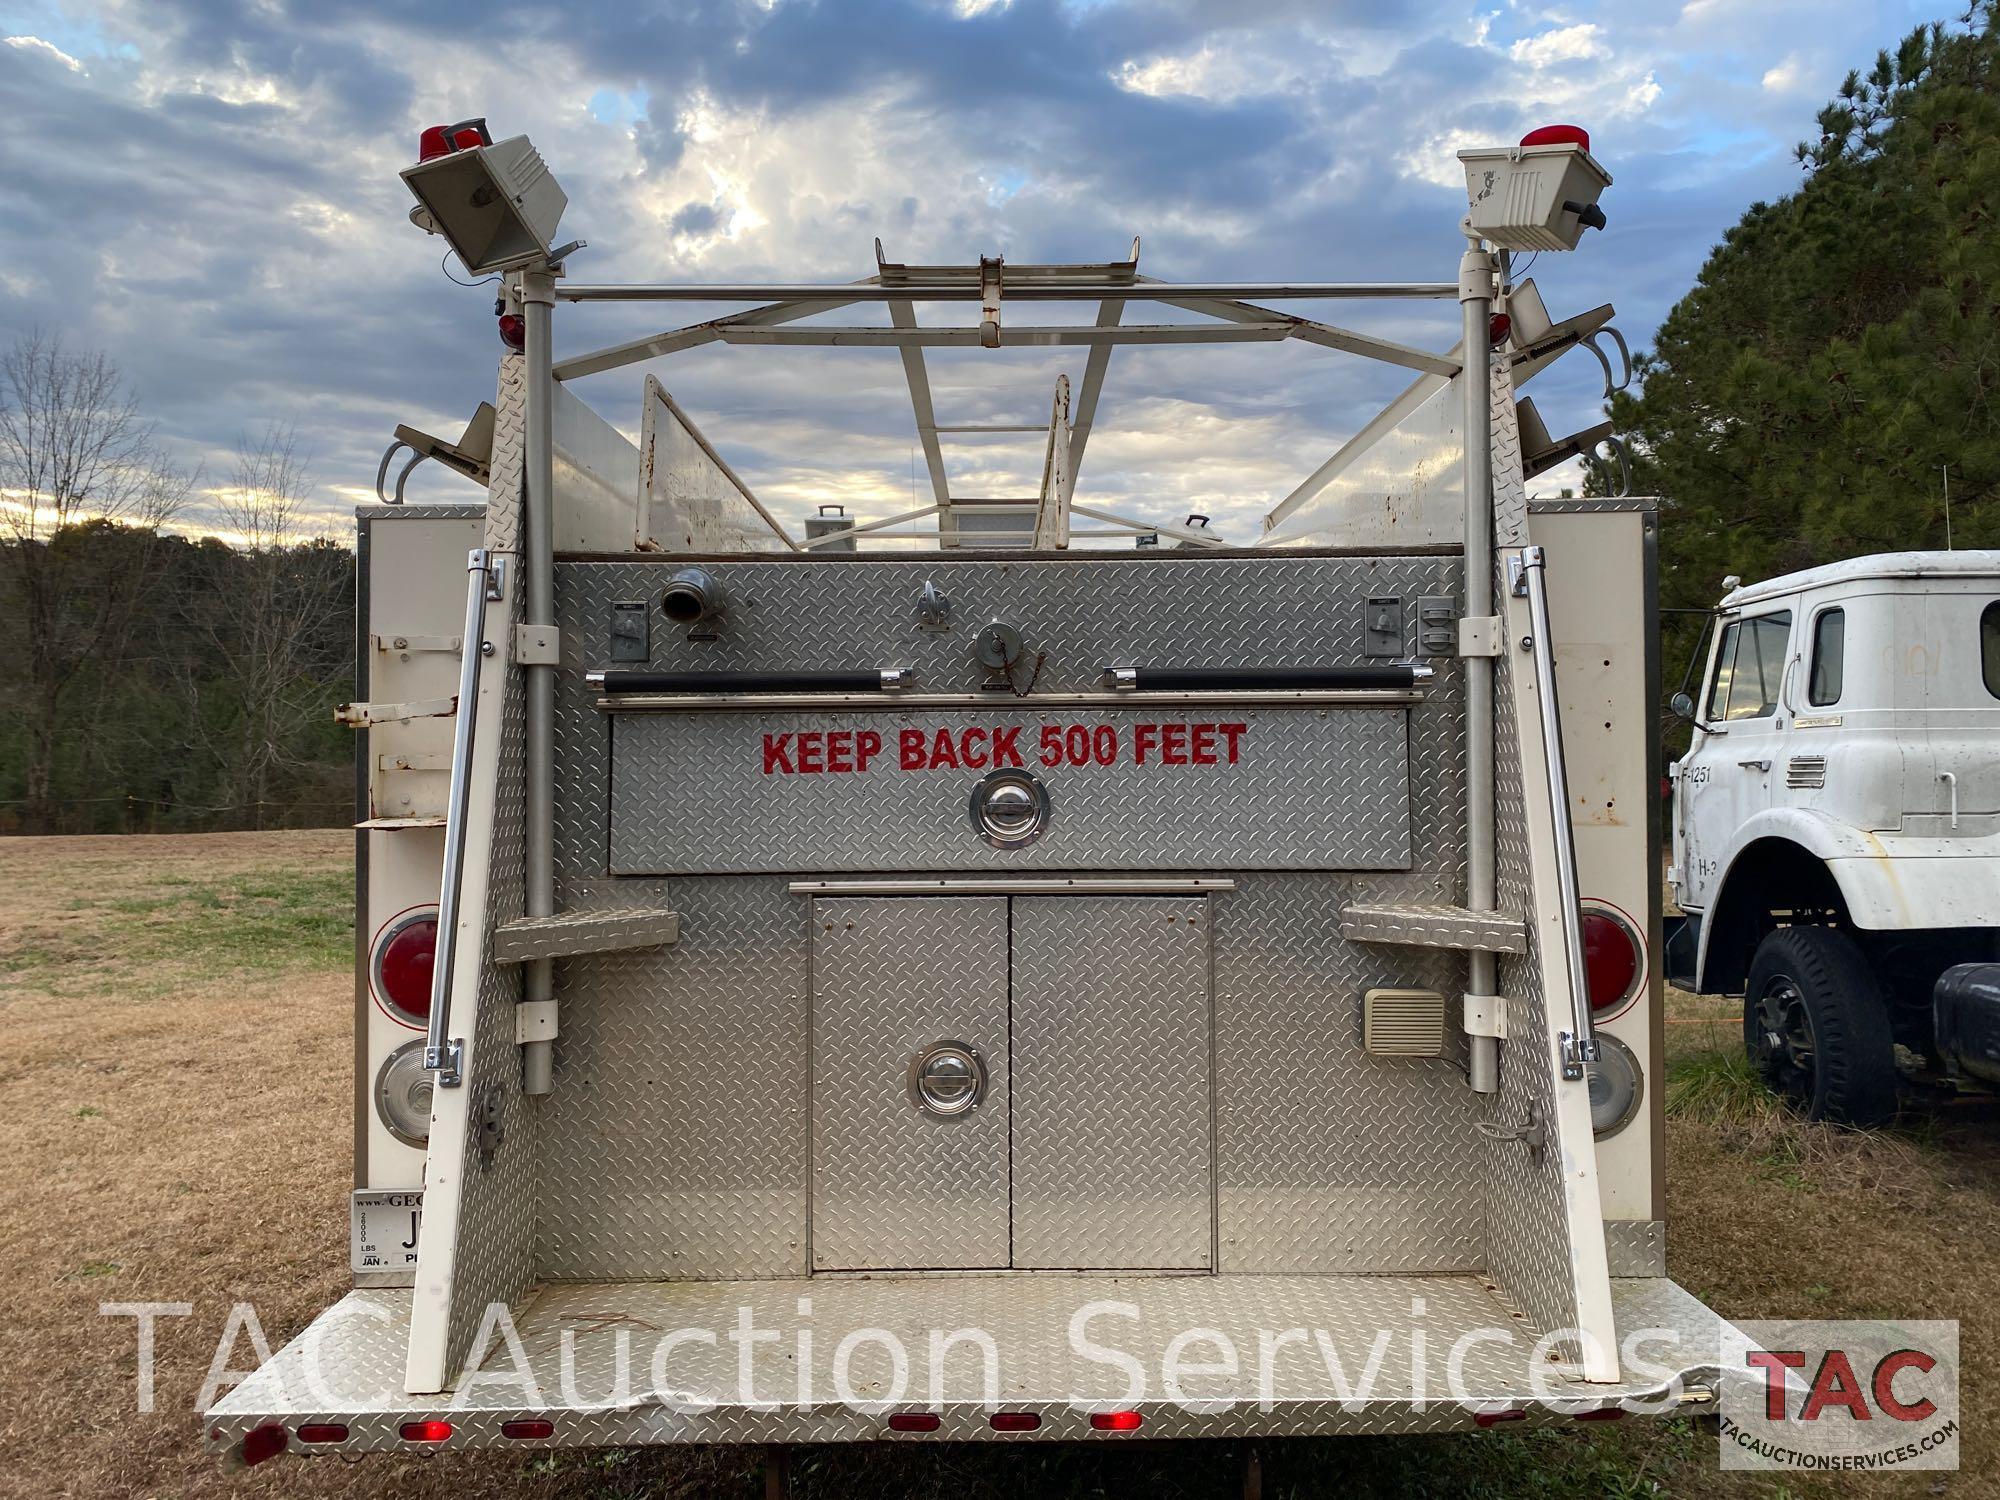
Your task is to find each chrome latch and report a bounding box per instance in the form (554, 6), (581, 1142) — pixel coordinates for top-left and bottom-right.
(1475, 1101), (1547, 1163)
(908, 1041), (987, 1117)
(1559, 1029), (1599, 1081)
(425, 1038), (464, 1088)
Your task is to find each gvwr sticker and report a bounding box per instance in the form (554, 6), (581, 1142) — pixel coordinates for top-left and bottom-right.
(761, 721), (1249, 776)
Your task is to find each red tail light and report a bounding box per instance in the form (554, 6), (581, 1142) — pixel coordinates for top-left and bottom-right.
(401, 1419), (452, 1443)
(372, 907), (438, 1028)
(502, 1419), (554, 1439)
(1090, 1410), (1143, 1431)
(989, 1411), (1041, 1432)
(1520, 124), (1591, 151)
(887, 1412), (941, 1432)
(241, 1423), (288, 1466)
(296, 1423), (348, 1443)
(1580, 904), (1643, 1013)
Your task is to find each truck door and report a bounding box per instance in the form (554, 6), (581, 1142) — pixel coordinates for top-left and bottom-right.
(1679, 608), (1793, 911)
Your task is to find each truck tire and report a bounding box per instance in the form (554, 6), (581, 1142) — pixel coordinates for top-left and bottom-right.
(1743, 926), (1897, 1126)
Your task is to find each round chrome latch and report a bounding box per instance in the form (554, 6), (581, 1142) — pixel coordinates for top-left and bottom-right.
(969, 768), (1051, 848)
(908, 1041), (986, 1117)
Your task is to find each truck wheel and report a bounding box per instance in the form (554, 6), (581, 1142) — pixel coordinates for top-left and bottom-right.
(1743, 927), (1897, 1127)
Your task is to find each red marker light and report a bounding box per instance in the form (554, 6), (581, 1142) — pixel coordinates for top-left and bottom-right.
(240, 1423), (288, 1466)
(1520, 124), (1591, 152)
(1474, 1408), (1527, 1428)
(989, 1411), (1041, 1432)
(498, 313), (527, 352)
(1090, 1410), (1143, 1432)
(400, 1419), (453, 1443)
(296, 1423), (348, 1443)
(372, 909), (437, 1027)
(1489, 312), (1512, 346)
(1574, 1406), (1627, 1422)
(502, 1419), (554, 1439)
(887, 1412), (941, 1432)
(1581, 906), (1642, 1012)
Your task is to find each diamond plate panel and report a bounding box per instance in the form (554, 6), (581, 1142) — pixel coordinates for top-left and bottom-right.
(481, 354), (524, 553)
(1341, 902), (1528, 953)
(1214, 875), (1482, 1273)
(553, 554), (1465, 887)
(1478, 550), (1583, 1363)
(207, 1275), (1733, 1450)
(534, 877), (808, 1280)
(609, 708), (1412, 874)
(812, 898), (1011, 1270)
(1491, 356), (1530, 547)
(1012, 897), (1212, 1269)
(490, 907), (679, 963)
(1604, 1218), (1667, 1277)
(353, 503), (487, 523)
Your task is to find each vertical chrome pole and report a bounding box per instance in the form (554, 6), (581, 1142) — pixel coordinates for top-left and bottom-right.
(425, 548), (493, 1087)
(520, 267), (558, 1096)
(1460, 239), (1500, 1095)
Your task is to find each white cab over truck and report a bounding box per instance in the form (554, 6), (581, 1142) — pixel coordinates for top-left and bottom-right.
(1668, 552), (2000, 1123)
(204, 120), (1744, 1472)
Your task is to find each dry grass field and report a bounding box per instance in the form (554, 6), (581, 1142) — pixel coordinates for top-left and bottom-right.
(3, 830), (1997, 1498)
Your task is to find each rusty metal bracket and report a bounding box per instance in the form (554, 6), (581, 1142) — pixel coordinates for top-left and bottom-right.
(333, 695), (457, 728)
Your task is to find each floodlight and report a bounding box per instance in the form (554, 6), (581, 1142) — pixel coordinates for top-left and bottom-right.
(402, 126), (567, 275)
(1458, 125), (1611, 253)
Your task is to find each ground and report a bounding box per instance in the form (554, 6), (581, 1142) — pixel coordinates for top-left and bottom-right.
(2, 831), (1996, 1499)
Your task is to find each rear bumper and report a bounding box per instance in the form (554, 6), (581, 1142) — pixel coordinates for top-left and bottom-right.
(207, 1273), (1735, 1458)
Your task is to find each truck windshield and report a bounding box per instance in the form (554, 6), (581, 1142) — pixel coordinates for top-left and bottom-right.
(1706, 611), (1792, 721)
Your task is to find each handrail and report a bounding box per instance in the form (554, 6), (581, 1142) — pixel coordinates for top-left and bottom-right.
(424, 548), (498, 1089)
(1515, 544), (1599, 1082)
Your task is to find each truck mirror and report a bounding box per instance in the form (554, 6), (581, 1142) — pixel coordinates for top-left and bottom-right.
(1669, 691), (1695, 722)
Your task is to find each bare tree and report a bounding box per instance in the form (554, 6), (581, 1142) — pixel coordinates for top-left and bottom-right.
(0, 331), (189, 832)
(188, 423), (346, 826)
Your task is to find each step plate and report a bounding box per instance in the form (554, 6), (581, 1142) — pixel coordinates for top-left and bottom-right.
(206, 1274), (1731, 1453)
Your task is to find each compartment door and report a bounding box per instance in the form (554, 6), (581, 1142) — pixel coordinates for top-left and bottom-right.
(811, 897), (1010, 1270)
(1011, 897), (1213, 1269)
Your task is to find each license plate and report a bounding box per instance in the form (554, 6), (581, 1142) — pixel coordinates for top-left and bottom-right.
(351, 1190), (423, 1274)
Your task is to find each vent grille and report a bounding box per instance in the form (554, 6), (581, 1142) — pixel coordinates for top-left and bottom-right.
(1363, 988), (1446, 1057)
(1786, 755), (1827, 790)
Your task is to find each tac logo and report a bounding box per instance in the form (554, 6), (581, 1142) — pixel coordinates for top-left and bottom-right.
(1721, 1320), (1959, 1472)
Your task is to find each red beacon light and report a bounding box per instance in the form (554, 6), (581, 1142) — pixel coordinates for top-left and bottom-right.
(418, 119), (492, 161)
(1519, 124), (1591, 152)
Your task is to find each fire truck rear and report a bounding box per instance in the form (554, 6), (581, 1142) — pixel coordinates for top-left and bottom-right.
(207, 120), (1739, 1467)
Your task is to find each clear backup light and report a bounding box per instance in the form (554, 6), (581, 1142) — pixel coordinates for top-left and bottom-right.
(1586, 1033), (1645, 1138)
(375, 1039), (434, 1148)
(371, 907), (439, 1028)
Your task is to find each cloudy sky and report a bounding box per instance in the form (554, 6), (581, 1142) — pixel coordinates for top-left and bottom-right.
(0, 0), (1939, 543)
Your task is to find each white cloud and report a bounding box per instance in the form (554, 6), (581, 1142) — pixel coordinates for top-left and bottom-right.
(1761, 55), (1805, 92)
(1509, 23), (1608, 68)
(5, 34), (84, 72)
